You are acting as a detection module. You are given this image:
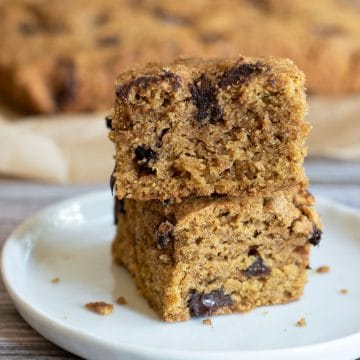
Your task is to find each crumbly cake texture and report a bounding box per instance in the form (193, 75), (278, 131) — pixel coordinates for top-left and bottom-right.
(112, 186), (322, 322)
(110, 56), (309, 200)
(1, 0), (359, 113)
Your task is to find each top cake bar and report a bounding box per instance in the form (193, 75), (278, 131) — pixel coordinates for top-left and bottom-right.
(109, 56), (309, 200)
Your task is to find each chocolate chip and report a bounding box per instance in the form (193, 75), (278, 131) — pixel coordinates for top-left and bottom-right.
(54, 59), (76, 109)
(247, 0), (272, 12)
(309, 226), (322, 246)
(188, 288), (233, 317)
(46, 23), (66, 34)
(18, 22), (39, 35)
(313, 25), (345, 37)
(134, 146), (158, 175)
(156, 128), (170, 147)
(114, 198), (125, 225)
(116, 71), (181, 100)
(110, 165), (116, 195)
(243, 256), (270, 277)
(116, 198), (126, 214)
(247, 246), (259, 257)
(218, 62), (265, 88)
(153, 7), (193, 26)
(116, 81), (137, 99)
(218, 210), (230, 217)
(160, 71), (181, 86)
(199, 33), (225, 43)
(157, 220), (174, 248)
(97, 35), (121, 47)
(211, 192), (225, 199)
(161, 199), (171, 207)
(105, 115), (113, 129)
(190, 74), (223, 123)
(18, 17), (65, 35)
(94, 14), (110, 26)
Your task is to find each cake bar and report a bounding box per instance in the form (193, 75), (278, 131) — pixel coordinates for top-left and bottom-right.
(112, 186), (322, 322)
(1, 0), (360, 113)
(110, 56), (309, 200)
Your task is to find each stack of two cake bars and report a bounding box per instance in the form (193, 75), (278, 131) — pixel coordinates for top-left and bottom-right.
(108, 56), (322, 322)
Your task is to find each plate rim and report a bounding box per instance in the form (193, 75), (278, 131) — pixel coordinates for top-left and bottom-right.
(2, 190), (360, 359)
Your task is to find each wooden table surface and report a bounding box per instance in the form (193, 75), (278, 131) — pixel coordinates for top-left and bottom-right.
(1, 159), (360, 359)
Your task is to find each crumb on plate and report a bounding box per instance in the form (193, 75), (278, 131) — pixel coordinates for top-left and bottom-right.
(315, 265), (330, 274)
(339, 289), (348, 295)
(295, 317), (307, 327)
(116, 296), (127, 305)
(51, 277), (60, 283)
(85, 301), (113, 315)
(202, 318), (212, 326)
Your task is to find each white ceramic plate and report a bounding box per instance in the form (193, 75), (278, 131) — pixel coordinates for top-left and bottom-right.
(1, 191), (360, 360)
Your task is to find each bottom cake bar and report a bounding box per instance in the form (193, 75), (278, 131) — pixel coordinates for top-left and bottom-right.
(112, 186), (322, 322)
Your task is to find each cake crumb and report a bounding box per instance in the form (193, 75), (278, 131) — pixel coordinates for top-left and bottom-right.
(295, 317), (307, 327)
(339, 289), (348, 295)
(158, 254), (171, 263)
(202, 318), (212, 326)
(262, 311), (269, 315)
(85, 301), (113, 315)
(116, 296), (127, 305)
(315, 265), (330, 274)
(51, 277), (60, 283)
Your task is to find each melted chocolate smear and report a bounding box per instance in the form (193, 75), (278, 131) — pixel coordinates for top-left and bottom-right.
(188, 288), (233, 317)
(218, 62), (265, 88)
(309, 226), (322, 246)
(134, 146), (158, 175)
(190, 74), (223, 123)
(243, 256), (270, 277)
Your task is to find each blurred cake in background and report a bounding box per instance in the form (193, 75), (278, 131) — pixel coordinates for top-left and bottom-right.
(0, 0), (359, 114)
